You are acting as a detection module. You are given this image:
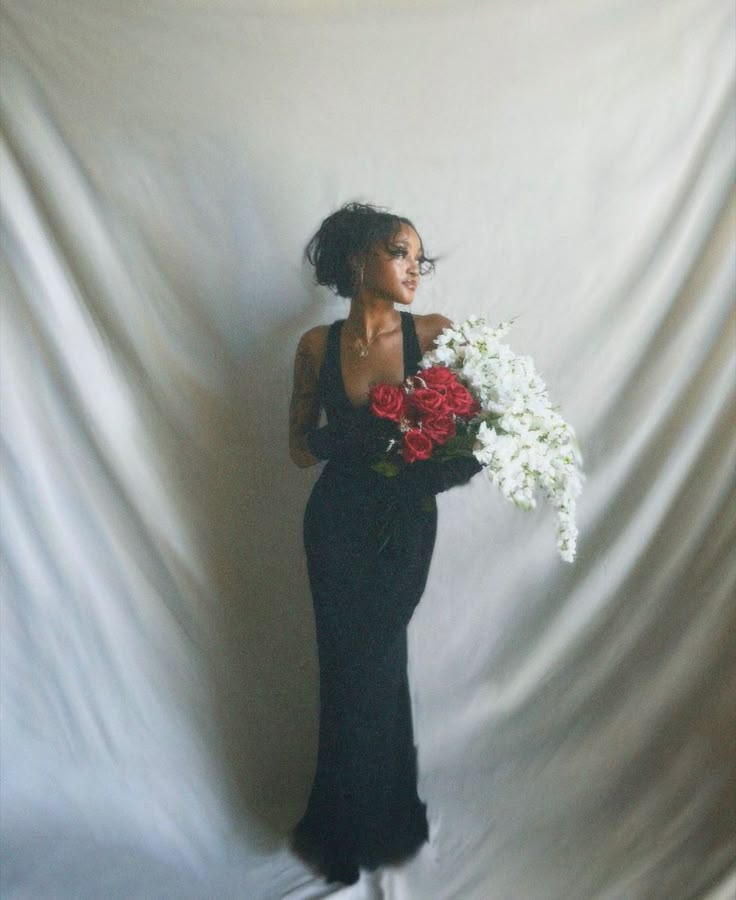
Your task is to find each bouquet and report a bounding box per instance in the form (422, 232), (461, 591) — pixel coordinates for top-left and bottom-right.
(369, 366), (480, 464)
(368, 317), (583, 562)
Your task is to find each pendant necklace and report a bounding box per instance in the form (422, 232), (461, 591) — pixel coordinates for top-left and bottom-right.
(347, 318), (398, 358)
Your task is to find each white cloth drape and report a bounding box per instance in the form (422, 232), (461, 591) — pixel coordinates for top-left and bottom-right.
(2, 2), (734, 898)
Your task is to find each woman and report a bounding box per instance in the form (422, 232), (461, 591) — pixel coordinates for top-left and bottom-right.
(289, 203), (480, 885)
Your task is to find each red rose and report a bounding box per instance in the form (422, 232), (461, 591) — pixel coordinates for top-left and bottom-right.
(402, 429), (434, 463)
(421, 413), (456, 445)
(410, 388), (449, 417)
(369, 383), (406, 422)
(419, 366), (456, 392)
(446, 383), (480, 418)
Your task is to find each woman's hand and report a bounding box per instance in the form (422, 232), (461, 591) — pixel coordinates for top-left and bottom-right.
(306, 406), (396, 463)
(396, 454), (483, 496)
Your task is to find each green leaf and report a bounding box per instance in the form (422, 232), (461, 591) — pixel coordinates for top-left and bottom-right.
(371, 459), (400, 478)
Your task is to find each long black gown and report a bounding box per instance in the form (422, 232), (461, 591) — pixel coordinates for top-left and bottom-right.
(292, 312), (437, 884)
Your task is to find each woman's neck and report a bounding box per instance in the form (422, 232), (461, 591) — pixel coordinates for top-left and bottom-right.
(345, 298), (399, 341)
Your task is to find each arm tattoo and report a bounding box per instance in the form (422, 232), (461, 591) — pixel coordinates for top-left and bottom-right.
(290, 341), (320, 436)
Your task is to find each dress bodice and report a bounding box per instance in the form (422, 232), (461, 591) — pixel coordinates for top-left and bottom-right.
(318, 312), (422, 425)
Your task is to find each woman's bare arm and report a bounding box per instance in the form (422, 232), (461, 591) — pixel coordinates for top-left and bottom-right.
(289, 328), (326, 467)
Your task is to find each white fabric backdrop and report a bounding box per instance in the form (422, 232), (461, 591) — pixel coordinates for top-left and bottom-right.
(1, 2), (735, 898)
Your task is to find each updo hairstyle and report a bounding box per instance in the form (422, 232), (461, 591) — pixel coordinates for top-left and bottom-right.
(305, 202), (435, 298)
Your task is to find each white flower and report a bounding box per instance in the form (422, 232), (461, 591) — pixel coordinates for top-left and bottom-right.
(421, 316), (584, 561)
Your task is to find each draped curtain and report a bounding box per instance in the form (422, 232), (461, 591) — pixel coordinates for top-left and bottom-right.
(1, 2), (734, 898)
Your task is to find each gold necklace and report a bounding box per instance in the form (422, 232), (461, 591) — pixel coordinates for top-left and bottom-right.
(346, 318), (398, 358)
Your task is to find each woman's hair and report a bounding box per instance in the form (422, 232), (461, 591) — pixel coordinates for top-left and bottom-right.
(305, 202), (435, 298)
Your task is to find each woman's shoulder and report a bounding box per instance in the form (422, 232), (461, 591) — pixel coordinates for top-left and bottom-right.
(296, 323), (332, 357)
(411, 312), (453, 352)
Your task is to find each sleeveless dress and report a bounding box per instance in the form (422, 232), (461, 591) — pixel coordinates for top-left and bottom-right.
(292, 312), (437, 884)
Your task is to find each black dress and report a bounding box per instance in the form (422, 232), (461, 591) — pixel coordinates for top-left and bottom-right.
(292, 312), (437, 884)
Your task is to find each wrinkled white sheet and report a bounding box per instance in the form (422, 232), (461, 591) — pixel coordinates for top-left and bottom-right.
(1, 2), (735, 898)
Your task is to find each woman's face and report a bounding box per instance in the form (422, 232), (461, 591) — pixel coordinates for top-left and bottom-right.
(360, 224), (423, 306)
